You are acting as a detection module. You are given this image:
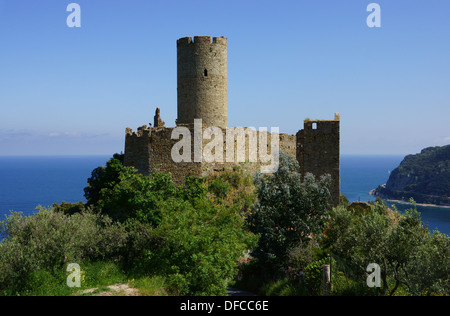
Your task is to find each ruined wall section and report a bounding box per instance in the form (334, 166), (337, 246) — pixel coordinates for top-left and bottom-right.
(124, 126), (203, 184)
(124, 126), (151, 176)
(296, 113), (340, 206)
(124, 125), (296, 185)
(199, 128), (296, 177)
(177, 36), (227, 128)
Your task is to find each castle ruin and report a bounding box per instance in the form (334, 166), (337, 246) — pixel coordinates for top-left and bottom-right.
(124, 36), (340, 206)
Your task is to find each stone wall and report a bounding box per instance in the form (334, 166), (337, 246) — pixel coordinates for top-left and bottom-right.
(124, 124), (296, 186)
(296, 113), (340, 206)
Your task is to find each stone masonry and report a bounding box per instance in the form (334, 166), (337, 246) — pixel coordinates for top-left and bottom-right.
(297, 114), (341, 206)
(177, 36), (227, 128)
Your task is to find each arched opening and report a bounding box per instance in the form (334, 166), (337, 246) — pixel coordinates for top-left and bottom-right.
(204, 69), (208, 77)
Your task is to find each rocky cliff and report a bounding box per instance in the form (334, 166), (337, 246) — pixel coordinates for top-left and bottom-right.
(371, 145), (450, 206)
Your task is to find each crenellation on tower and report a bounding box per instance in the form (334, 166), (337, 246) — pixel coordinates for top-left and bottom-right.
(176, 37), (192, 46)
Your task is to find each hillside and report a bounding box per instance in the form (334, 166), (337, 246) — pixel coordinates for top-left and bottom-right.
(371, 145), (450, 206)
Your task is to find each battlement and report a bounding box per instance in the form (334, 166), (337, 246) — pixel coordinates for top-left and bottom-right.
(177, 36), (227, 47)
(125, 125), (172, 138)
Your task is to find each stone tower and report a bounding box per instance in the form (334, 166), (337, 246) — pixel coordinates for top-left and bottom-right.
(296, 113), (341, 206)
(176, 36), (227, 128)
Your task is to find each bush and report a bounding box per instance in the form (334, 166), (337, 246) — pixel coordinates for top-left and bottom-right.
(97, 171), (176, 225)
(52, 201), (86, 215)
(0, 207), (128, 294)
(141, 196), (258, 296)
(84, 153), (126, 206)
(246, 151), (331, 274)
(206, 165), (256, 215)
(321, 199), (450, 296)
(303, 258), (329, 295)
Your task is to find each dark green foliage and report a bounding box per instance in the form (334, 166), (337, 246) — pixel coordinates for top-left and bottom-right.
(246, 152), (331, 273)
(375, 145), (450, 205)
(83, 153), (177, 224)
(52, 201), (86, 215)
(321, 199), (450, 295)
(408, 230), (450, 295)
(83, 153), (127, 206)
(208, 178), (231, 199)
(142, 197), (257, 295)
(179, 176), (208, 202)
(97, 171), (176, 225)
(339, 193), (350, 208)
(303, 257), (330, 295)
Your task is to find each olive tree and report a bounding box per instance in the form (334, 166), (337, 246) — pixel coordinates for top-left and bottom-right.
(246, 151), (331, 273)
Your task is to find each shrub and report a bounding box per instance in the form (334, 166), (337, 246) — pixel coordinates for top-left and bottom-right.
(246, 151), (331, 274)
(303, 258), (329, 295)
(142, 196), (258, 296)
(0, 207), (128, 294)
(97, 171), (176, 225)
(84, 153), (127, 206)
(52, 201), (86, 215)
(206, 165), (256, 215)
(322, 199), (450, 296)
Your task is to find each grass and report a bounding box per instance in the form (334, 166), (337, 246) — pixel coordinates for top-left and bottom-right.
(25, 261), (171, 296)
(259, 279), (305, 296)
(131, 276), (169, 296)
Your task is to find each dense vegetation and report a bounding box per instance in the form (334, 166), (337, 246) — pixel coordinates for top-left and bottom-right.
(372, 145), (450, 205)
(0, 152), (449, 296)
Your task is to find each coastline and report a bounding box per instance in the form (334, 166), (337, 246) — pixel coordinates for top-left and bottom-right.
(369, 188), (450, 209)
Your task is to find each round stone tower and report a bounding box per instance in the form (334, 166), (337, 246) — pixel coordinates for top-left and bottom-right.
(177, 36), (227, 128)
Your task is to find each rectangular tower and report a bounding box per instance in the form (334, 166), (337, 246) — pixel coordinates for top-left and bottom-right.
(297, 113), (340, 206)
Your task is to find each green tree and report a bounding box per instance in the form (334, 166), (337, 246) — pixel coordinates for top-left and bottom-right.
(322, 199), (450, 295)
(97, 171), (177, 225)
(407, 229), (450, 295)
(84, 153), (127, 205)
(246, 152), (331, 273)
(144, 196), (258, 295)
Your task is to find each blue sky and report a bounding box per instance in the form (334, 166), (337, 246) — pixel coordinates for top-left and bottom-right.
(0, 0), (449, 155)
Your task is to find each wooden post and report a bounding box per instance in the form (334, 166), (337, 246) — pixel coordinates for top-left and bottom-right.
(323, 264), (331, 296)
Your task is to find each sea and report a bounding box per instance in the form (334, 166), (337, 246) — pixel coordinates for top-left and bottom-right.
(0, 155), (449, 236)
